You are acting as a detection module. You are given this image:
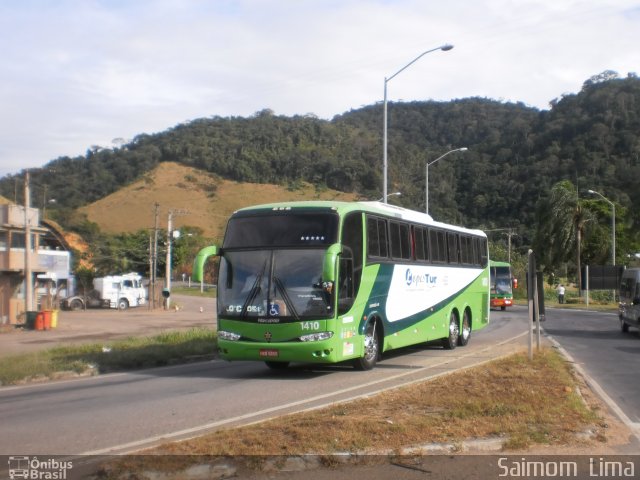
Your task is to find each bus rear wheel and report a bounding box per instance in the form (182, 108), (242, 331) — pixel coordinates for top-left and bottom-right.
(353, 320), (379, 370)
(443, 312), (459, 350)
(458, 310), (471, 346)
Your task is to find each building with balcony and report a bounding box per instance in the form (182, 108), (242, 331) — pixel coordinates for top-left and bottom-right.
(0, 203), (72, 325)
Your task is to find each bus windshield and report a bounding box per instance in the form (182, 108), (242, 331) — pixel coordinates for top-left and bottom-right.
(491, 266), (513, 295)
(218, 249), (333, 321)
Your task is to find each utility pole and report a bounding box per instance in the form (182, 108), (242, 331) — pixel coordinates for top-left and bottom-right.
(165, 211), (173, 310)
(24, 171), (33, 313)
(505, 229), (516, 264)
(151, 203), (159, 309)
(164, 209), (188, 310)
(485, 227), (518, 263)
(148, 234), (152, 310)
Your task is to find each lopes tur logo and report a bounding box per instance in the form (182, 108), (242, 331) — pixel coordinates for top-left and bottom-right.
(405, 268), (437, 287)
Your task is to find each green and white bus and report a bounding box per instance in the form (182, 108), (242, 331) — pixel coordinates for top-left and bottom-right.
(193, 201), (490, 370)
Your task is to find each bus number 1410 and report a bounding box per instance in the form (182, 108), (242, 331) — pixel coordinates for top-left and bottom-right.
(301, 321), (320, 331)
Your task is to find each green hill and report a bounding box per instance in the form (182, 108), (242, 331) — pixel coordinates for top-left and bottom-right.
(79, 162), (358, 240)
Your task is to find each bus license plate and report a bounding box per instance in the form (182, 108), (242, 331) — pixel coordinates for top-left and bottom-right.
(259, 349), (279, 358)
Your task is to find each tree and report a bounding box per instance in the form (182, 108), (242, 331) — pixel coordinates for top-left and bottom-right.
(534, 180), (596, 289)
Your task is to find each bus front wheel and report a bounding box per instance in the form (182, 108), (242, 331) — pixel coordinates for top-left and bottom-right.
(353, 320), (379, 370)
(443, 312), (459, 350)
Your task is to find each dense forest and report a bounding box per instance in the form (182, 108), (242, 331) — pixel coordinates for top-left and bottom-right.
(2, 71), (639, 276)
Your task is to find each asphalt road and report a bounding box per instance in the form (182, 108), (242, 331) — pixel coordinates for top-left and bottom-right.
(0, 307), (531, 456)
(541, 306), (640, 431)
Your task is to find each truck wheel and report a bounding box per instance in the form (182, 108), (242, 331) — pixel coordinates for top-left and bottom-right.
(70, 299), (83, 311)
(620, 317), (629, 333)
(117, 298), (129, 310)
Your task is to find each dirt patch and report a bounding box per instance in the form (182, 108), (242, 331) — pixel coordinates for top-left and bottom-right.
(0, 294), (217, 358)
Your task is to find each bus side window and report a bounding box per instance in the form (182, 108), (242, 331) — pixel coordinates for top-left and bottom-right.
(367, 216), (388, 259)
(478, 238), (488, 267)
(415, 226), (428, 262)
(389, 221), (411, 260)
(430, 229), (447, 263)
(447, 232), (459, 264)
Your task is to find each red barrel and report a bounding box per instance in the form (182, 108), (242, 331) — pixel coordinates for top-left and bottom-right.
(42, 310), (52, 330)
(35, 312), (45, 331)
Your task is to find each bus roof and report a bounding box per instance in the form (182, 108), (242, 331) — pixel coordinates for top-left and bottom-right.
(490, 260), (511, 267)
(232, 200), (486, 237)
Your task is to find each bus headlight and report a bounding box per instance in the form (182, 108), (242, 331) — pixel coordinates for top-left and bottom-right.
(218, 330), (241, 341)
(299, 331), (334, 342)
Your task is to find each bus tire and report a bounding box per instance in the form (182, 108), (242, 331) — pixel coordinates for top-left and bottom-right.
(443, 312), (459, 350)
(265, 361), (290, 370)
(353, 319), (379, 370)
(458, 309), (471, 346)
(500, 306), (506, 311)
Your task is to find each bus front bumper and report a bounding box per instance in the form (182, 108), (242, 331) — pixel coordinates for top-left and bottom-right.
(217, 338), (344, 364)
(491, 297), (513, 308)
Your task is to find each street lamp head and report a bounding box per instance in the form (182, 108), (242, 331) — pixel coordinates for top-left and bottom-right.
(587, 189), (595, 194)
(459, 147), (468, 152)
(440, 44), (454, 51)
(376, 192), (401, 202)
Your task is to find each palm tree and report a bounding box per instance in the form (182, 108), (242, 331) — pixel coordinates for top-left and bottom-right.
(535, 180), (595, 290)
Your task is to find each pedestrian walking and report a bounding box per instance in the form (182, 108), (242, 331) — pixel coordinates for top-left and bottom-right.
(557, 284), (565, 304)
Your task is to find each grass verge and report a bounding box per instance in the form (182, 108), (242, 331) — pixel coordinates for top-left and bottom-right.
(0, 328), (217, 385)
(170, 285), (216, 297)
(151, 348), (602, 456)
(101, 348), (610, 477)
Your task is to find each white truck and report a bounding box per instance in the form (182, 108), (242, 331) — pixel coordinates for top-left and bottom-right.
(62, 272), (147, 311)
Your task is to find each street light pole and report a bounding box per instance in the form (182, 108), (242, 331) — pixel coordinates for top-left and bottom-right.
(377, 192), (401, 202)
(24, 171), (33, 313)
(425, 147), (467, 214)
(165, 211), (173, 310)
(383, 44), (453, 203)
(587, 189), (615, 266)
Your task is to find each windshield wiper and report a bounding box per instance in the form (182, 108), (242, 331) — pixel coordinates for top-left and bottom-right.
(240, 261), (267, 318)
(272, 276), (300, 320)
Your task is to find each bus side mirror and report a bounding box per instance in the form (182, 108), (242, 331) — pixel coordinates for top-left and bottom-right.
(192, 245), (219, 282)
(322, 243), (342, 293)
(513, 278), (518, 289)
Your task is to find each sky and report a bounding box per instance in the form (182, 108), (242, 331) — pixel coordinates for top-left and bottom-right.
(1, 0), (639, 177)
